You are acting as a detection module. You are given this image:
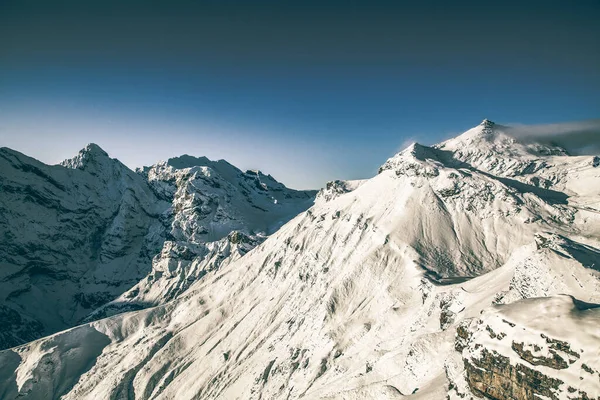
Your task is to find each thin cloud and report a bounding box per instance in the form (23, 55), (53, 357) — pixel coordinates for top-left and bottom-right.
(504, 120), (600, 155)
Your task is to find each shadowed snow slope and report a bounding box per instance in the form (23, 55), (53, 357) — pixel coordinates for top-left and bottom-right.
(0, 144), (166, 349)
(0, 145), (315, 350)
(1, 120), (599, 399)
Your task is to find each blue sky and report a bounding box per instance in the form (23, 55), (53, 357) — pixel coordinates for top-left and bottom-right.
(1, 1), (599, 188)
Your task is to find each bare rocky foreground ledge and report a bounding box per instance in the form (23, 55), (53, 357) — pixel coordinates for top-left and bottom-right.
(452, 295), (600, 400)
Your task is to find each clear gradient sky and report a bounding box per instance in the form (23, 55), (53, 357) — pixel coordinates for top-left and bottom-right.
(1, 0), (599, 189)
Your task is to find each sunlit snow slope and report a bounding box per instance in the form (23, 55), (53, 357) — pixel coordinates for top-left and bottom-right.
(1, 120), (599, 400)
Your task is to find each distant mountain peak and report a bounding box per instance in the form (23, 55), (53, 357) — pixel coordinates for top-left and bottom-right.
(83, 143), (108, 156)
(433, 120), (570, 177)
(61, 143), (112, 171)
(480, 118), (495, 128)
(439, 120), (566, 152)
(380, 120), (572, 178)
(0, 143), (316, 351)
(166, 154), (212, 169)
(478, 119), (497, 136)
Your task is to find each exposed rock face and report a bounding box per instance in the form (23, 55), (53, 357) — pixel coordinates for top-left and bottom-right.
(465, 347), (566, 400)
(0, 146), (316, 349)
(455, 296), (600, 400)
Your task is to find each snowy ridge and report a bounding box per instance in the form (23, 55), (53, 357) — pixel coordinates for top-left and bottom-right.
(88, 155), (316, 319)
(0, 120), (599, 399)
(437, 119), (567, 176)
(0, 145), (167, 349)
(0, 145), (315, 349)
(315, 179), (367, 203)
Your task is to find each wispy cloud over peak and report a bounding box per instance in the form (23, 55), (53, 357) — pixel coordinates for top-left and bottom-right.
(505, 120), (600, 155)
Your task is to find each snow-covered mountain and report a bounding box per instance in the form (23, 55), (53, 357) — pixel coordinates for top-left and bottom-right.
(0, 145), (316, 350)
(88, 155), (315, 321)
(0, 120), (599, 400)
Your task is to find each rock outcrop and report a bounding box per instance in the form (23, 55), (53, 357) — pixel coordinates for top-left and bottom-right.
(452, 296), (600, 400)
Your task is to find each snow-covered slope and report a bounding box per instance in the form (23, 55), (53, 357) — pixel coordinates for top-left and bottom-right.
(88, 155), (316, 320)
(0, 120), (598, 399)
(0, 146), (315, 349)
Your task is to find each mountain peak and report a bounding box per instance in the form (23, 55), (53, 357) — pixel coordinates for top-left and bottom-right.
(400, 142), (433, 160)
(61, 143), (114, 172)
(378, 142), (442, 175)
(83, 143), (109, 157)
(435, 121), (570, 177)
(166, 154), (212, 170)
(480, 118), (495, 128)
(478, 119), (497, 137)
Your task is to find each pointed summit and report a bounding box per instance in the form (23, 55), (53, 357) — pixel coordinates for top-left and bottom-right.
(479, 119), (496, 136)
(61, 143), (115, 173)
(81, 143), (108, 157)
(435, 120), (569, 176)
(480, 118), (495, 128)
(161, 154), (243, 182)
